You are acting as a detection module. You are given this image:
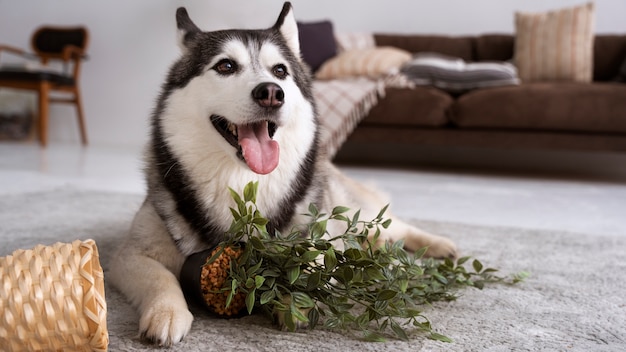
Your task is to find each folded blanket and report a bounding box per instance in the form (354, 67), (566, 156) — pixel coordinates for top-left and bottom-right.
(313, 78), (384, 158)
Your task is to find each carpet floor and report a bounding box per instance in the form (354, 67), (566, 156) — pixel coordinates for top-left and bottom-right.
(1, 189), (625, 351)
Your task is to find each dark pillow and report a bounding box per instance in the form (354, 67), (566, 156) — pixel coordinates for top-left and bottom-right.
(297, 20), (337, 72)
(400, 52), (520, 93)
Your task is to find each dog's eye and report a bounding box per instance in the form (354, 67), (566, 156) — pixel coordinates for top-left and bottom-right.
(272, 64), (288, 79)
(214, 59), (238, 75)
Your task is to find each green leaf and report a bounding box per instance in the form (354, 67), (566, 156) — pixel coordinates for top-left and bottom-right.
(324, 248), (337, 272)
(262, 268), (281, 277)
(351, 209), (361, 223)
(472, 259), (484, 273)
(324, 317), (341, 329)
(259, 290), (275, 305)
(290, 292), (315, 308)
(229, 188), (243, 206)
(332, 214), (349, 222)
(382, 219), (392, 229)
(396, 248), (411, 265)
(246, 258), (263, 276)
(356, 312), (370, 328)
(308, 203), (319, 217)
(229, 207), (240, 220)
(344, 248), (362, 261)
(203, 246), (225, 266)
(300, 250), (322, 263)
(363, 330), (386, 342)
(482, 268), (499, 274)
(248, 236), (265, 250)
(246, 288), (256, 314)
(225, 279), (238, 308)
(287, 266), (300, 285)
(375, 204), (389, 220)
(308, 308), (320, 328)
(255, 275), (265, 288)
(306, 271), (321, 291)
(413, 247), (428, 260)
(376, 289), (397, 301)
(332, 206), (350, 216)
(512, 271), (531, 283)
(284, 311), (296, 332)
(290, 303), (310, 323)
(397, 278), (409, 293)
(365, 267), (386, 281)
(252, 216), (268, 226)
(390, 321), (408, 341)
(429, 332), (453, 343)
(433, 273), (449, 285)
(310, 220), (327, 240)
(243, 181), (258, 203)
(456, 256), (471, 266)
(343, 266), (354, 283)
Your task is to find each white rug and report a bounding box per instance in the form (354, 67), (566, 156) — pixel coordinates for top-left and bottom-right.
(1, 189), (625, 351)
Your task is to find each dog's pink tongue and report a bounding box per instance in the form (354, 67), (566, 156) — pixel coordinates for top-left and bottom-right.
(238, 123), (279, 175)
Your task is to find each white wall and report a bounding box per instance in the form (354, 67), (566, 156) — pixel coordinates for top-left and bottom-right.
(0, 0), (624, 148)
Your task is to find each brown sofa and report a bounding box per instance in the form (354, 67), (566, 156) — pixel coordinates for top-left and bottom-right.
(334, 34), (626, 163)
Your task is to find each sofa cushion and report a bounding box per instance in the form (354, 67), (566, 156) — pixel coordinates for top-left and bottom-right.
(297, 20), (337, 72)
(315, 47), (412, 80)
(475, 35), (514, 61)
(514, 2), (595, 83)
(361, 87), (452, 127)
(615, 57), (626, 82)
(400, 53), (519, 93)
(374, 34), (475, 61)
(594, 35), (626, 81)
(451, 82), (626, 133)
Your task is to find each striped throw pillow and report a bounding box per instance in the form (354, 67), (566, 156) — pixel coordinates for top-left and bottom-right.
(315, 47), (412, 80)
(514, 2), (595, 82)
(401, 53), (520, 93)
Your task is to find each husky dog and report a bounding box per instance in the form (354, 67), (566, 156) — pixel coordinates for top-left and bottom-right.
(109, 2), (456, 346)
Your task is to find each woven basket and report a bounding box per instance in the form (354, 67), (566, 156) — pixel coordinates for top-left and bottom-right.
(0, 239), (108, 351)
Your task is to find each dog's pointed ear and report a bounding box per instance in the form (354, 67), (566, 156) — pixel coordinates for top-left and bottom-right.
(273, 2), (300, 56)
(176, 7), (201, 51)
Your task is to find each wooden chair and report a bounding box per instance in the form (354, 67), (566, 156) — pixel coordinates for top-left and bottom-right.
(0, 26), (89, 146)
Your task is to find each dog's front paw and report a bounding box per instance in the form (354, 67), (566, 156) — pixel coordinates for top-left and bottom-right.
(139, 298), (193, 346)
(424, 236), (457, 259)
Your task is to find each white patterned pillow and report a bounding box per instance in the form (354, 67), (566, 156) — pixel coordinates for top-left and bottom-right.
(334, 32), (376, 53)
(315, 47), (412, 80)
(514, 2), (595, 82)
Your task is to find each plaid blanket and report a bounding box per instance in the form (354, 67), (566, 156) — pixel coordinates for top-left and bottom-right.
(313, 78), (385, 158)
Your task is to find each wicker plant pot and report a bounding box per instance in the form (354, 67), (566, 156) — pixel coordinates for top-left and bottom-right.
(0, 239), (108, 352)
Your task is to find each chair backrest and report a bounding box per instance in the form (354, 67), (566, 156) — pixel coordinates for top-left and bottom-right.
(31, 26), (89, 61)
(30, 26), (89, 79)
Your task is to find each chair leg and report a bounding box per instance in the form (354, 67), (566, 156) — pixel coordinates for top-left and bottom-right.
(74, 88), (88, 145)
(38, 82), (50, 147)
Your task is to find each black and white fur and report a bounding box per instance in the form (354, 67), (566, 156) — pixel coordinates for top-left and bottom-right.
(109, 3), (456, 346)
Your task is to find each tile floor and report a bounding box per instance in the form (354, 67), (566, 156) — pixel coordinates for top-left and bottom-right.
(1, 142), (625, 236)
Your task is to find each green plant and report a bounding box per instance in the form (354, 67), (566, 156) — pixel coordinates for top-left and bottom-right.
(204, 181), (527, 342)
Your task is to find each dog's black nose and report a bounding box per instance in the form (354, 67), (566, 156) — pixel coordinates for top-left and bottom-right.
(252, 82), (284, 108)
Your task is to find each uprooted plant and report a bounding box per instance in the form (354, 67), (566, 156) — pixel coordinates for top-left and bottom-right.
(191, 181), (528, 342)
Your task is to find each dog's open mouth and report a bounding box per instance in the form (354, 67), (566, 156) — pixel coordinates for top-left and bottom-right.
(210, 115), (279, 175)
